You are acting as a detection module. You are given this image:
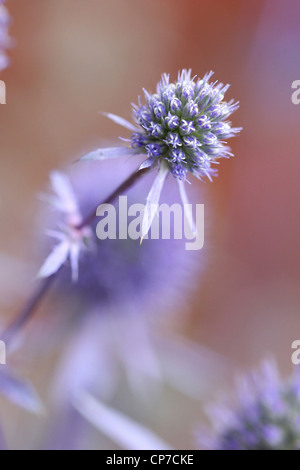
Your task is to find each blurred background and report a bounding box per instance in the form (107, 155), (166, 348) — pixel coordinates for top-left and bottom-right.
(0, 0), (300, 450)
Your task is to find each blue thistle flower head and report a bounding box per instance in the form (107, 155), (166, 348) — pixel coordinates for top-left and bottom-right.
(0, 0), (10, 72)
(81, 69), (241, 239)
(131, 69), (241, 181)
(199, 360), (300, 450)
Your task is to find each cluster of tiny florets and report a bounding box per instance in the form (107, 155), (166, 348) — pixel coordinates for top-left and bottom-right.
(131, 69), (241, 181)
(201, 363), (300, 450)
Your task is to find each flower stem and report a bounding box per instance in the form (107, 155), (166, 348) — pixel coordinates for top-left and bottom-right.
(2, 272), (59, 347)
(2, 166), (151, 345)
(76, 166), (151, 230)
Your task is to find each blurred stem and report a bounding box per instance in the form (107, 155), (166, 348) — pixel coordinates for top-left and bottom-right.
(76, 166), (151, 229)
(2, 272), (59, 347)
(2, 166), (151, 345)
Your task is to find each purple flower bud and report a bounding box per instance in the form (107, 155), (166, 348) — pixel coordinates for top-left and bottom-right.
(185, 100), (199, 118)
(262, 426), (283, 447)
(210, 89), (225, 104)
(161, 84), (176, 101)
(170, 148), (185, 163)
(170, 163), (188, 180)
(181, 84), (194, 100)
(131, 133), (149, 148)
(175, 82), (182, 95)
(199, 85), (210, 101)
(148, 122), (164, 138)
(213, 122), (231, 135)
(183, 136), (199, 149)
(164, 132), (182, 148)
(139, 106), (152, 122)
(180, 119), (195, 136)
(195, 115), (211, 130)
(153, 102), (166, 120)
(209, 105), (223, 119)
(165, 113), (180, 130)
(146, 142), (164, 157)
(202, 132), (217, 145)
(195, 149), (209, 161)
(203, 144), (222, 156)
(170, 97), (182, 113)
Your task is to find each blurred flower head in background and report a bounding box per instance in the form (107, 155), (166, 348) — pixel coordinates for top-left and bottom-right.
(40, 160), (202, 315)
(38, 171), (93, 282)
(0, 0), (10, 72)
(199, 360), (300, 450)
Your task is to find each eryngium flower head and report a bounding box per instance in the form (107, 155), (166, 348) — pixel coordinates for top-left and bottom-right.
(199, 360), (300, 450)
(0, 1), (10, 72)
(81, 69), (241, 238)
(131, 69), (241, 181)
